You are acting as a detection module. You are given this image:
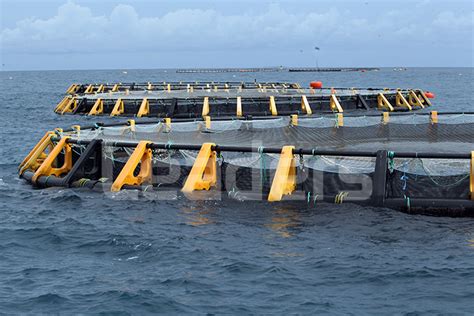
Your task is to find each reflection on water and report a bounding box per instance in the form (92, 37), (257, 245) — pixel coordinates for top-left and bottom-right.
(468, 238), (474, 248)
(180, 203), (215, 226)
(265, 206), (302, 238)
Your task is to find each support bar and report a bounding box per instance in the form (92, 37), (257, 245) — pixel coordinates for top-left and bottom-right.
(301, 95), (312, 115)
(268, 146), (296, 201)
(110, 98), (124, 116)
(236, 96), (242, 117)
(88, 98), (103, 116)
(137, 98), (149, 117)
(31, 137), (72, 184)
(383, 112), (390, 124)
(337, 113), (344, 126)
(409, 90), (425, 108)
(416, 89), (432, 106)
(330, 94), (343, 113)
(269, 96), (278, 116)
(202, 96), (210, 117)
(18, 131), (54, 173)
(377, 93), (394, 111)
(111, 141), (152, 191)
(66, 84), (79, 94)
(84, 84), (94, 94)
(59, 97), (78, 114)
(356, 94), (369, 110)
(182, 143), (217, 192)
(396, 91), (412, 110)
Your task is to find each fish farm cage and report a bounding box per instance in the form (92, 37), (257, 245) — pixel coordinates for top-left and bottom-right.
(18, 111), (474, 216)
(55, 81), (433, 118)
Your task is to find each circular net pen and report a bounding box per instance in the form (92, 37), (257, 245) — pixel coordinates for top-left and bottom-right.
(56, 81), (433, 117)
(18, 112), (474, 216)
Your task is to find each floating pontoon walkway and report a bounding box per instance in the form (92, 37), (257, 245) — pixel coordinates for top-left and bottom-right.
(175, 67), (380, 73)
(56, 82), (432, 117)
(18, 112), (473, 216)
(176, 68), (285, 73)
(65, 81), (300, 95)
(288, 67), (380, 72)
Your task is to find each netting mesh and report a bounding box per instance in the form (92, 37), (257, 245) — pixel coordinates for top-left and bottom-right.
(67, 114), (474, 154)
(96, 146), (470, 201)
(57, 114), (473, 201)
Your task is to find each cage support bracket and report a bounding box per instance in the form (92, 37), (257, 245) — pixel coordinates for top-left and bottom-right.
(31, 137), (72, 184)
(416, 89), (432, 106)
(268, 146), (296, 202)
(84, 84), (94, 94)
(301, 95), (312, 115)
(202, 97), (210, 117)
(18, 131), (55, 174)
(330, 94), (344, 113)
(396, 92), (412, 110)
(66, 84), (79, 94)
(269, 96), (278, 116)
(111, 141), (152, 192)
(236, 96), (242, 117)
(88, 98), (103, 115)
(182, 143), (217, 193)
(110, 98), (125, 116)
(408, 90), (425, 108)
(377, 93), (394, 112)
(137, 98), (149, 117)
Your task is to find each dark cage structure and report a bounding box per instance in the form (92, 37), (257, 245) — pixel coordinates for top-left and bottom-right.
(55, 81), (432, 117)
(18, 112), (474, 216)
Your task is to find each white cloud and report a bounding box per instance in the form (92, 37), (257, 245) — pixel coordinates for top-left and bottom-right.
(0, 1), (472, 57)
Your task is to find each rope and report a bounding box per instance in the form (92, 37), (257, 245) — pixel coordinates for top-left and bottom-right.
(400, 173), (408, 191)
(165, 141), (174, 150)
(299, 153), (305, 170)
(417, 158), (470, 187)
(335, 192), (348, 204)
(388, 151), (395, 173)
(306, 192), (319, 205)
(258, 146), (267, 186)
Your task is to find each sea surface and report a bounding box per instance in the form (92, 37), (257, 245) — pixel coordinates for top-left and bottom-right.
(0, 68), (473, 315)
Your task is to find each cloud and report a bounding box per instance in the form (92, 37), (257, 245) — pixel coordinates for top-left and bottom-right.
(0, 0), (472, 67)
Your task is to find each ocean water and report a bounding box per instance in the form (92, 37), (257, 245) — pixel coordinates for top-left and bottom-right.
(0, 68), (473, 314)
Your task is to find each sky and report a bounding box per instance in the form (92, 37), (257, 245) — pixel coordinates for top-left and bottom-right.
(0, 0), (473, 70)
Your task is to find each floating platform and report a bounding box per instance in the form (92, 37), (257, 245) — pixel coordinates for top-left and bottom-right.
(56, 81), (432, 117)
(65, 81), (300, 95)
(18, 112), (474, 216)
(288, 67), (379, 72)
(175, 67), (379, 73)
(176, 68), (284, 73)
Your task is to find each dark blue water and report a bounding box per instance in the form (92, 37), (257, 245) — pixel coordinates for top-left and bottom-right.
(0, 68), (473, 314)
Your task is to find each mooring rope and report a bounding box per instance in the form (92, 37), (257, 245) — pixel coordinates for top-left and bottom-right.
(257, 146), (267, 186)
